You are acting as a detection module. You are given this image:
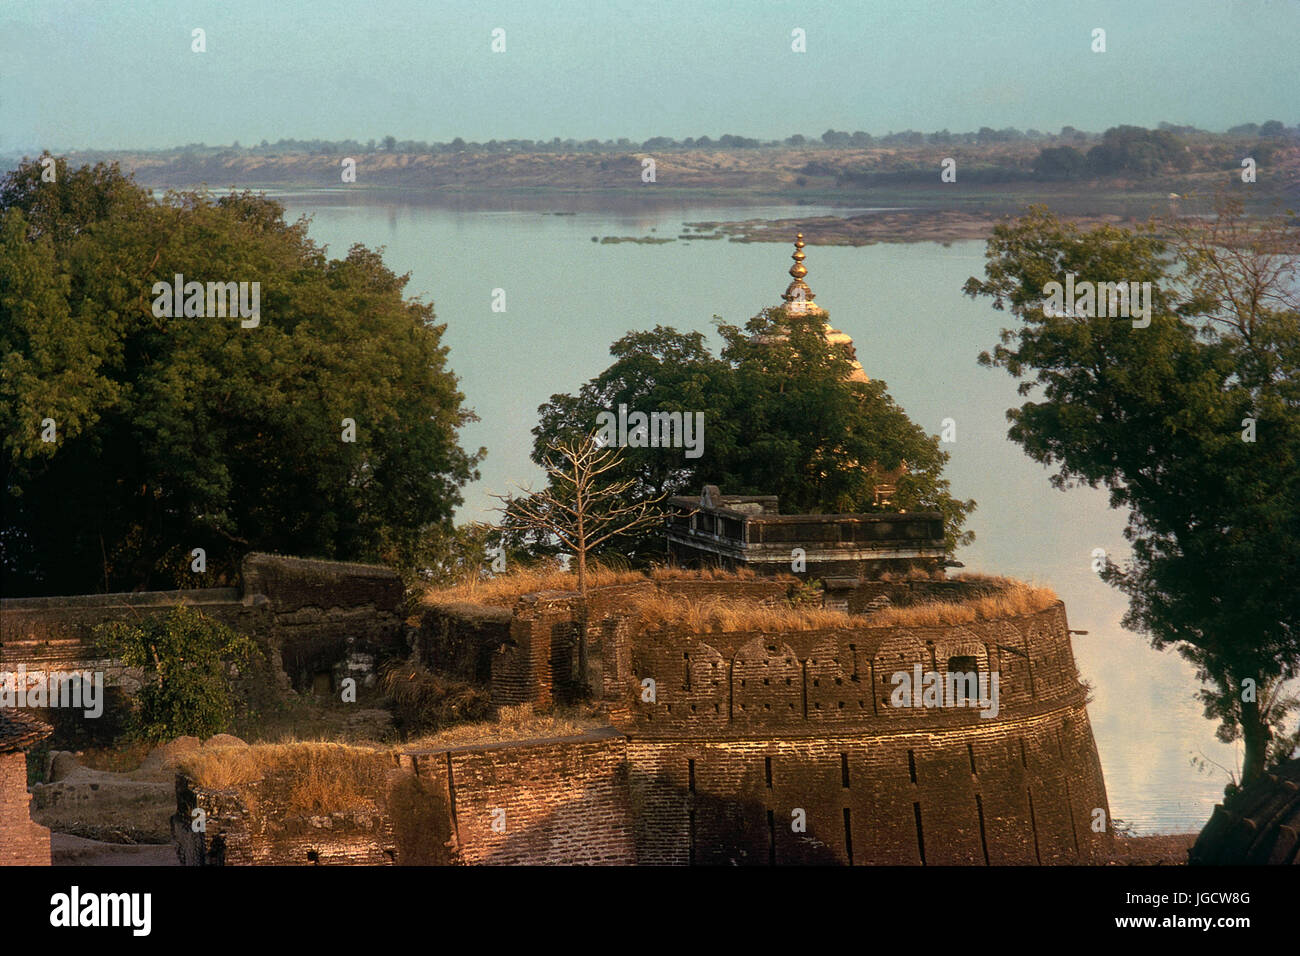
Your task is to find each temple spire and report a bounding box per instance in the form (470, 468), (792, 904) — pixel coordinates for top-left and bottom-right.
(765, 233), (869, 384)
(780, 233), (823, 315)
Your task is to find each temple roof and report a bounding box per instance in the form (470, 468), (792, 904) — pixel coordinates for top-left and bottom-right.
(764, 233), (869, 384)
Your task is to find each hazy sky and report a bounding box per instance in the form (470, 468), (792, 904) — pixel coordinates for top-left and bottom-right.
(1, 0), (1296, 151)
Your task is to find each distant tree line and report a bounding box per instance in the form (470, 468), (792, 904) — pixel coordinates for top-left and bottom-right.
(53, 120), (1298, 163)
(1032, 122), (1294, 181)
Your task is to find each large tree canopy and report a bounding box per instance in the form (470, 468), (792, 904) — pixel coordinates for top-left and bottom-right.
(1, 156), (482, 595)
(531, 307), (975, 559)
(964, 200), (1300, 786)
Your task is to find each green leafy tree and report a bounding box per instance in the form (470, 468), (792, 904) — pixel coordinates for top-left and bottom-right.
(1033, 145), (1087, 180)
(1, 157), (482, 594)
(715, 308), (972, 547)
(1084, 125), (1191, 177)
(531, 307), (974, 560)
(964, 200), (1300, 785)
(96, 605), (256, 741)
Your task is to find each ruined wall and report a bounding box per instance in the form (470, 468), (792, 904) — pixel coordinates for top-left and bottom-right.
(0, 553), (408, 723)
(0, 588), (263, 679)
(242, 553), (406, 692)
(166, 576), (1112, 867)
(418, 603), (513, 684)
(0, 750), (51, 865)
(843, 577), (1004, 614)
(445, 577), (790, 709)
(173, 729), (634, 866)
(0, 588), (266, 747)
(172, 750), (401, 866)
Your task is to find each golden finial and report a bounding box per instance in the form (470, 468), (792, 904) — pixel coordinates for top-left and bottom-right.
(781, 232), (819, 310)
(789, 232), (808, 280)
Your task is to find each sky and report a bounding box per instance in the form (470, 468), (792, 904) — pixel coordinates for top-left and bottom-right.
(1, 0), (1297, 152)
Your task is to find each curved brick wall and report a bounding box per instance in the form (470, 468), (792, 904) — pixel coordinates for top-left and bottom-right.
(171, 578), (1113, 866)
(602, 601), (1111, 864)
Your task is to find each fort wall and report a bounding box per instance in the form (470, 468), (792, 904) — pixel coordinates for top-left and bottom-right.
(607, 601), (1110, 863)
(0, 553), (407, 702)
(173, 578), (1113, 866)
(424, 577), (791, 710)
(173, 729), (634, 866)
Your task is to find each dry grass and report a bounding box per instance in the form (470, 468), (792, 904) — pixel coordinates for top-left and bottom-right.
(630, 577), (1058, 633)
(178, 741), (390, 814)
(177, 708), (607, 810)
(403, 707), (604, 751)
(648, 565), (757, 582)
(381, 662), (491, 736)
(950, 571), (1019, 589)
(860, 581), (1059, 627)
(424, 563), (645, 606)
(632, 592), (856, 633)
(424, 562), (756, 607)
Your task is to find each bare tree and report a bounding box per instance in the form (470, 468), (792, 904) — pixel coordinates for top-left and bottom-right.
(490, 435), (667, 597)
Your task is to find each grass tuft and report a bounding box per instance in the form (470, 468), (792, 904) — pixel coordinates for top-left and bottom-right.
(860, 580), (1058, 627)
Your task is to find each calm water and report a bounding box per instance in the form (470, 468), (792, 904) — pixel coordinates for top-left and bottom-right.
(277, 191), (1239, 836)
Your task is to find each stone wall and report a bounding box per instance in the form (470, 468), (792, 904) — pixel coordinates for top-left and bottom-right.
(0, 750), (51, 865)
(172, 588), (1112, 866)
(0, 552), (408, 738)
(401, 728), (635, 865)
(627, 702), (1108, 865)
(427, 577), (792, 710)
(417, 603), (513, 684)
(607, 603), (1081, 735)
(608, 602), (1112, 863)
(159, 572), (1113, 866)
(173, 729), (635, 866)
(242, 553), (406, 692)
(172, 750), (400, 866)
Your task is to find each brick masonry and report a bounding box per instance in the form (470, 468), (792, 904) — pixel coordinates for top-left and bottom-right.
(0, 750), (51, 866)
(1, 553), (409, 746)
(174, 580), (1112, 866)
(175, 729), (635, 866)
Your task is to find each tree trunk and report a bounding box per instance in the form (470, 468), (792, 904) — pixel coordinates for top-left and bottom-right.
(1240, 695), (1271, 786)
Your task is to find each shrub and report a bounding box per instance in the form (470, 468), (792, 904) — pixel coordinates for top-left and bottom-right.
(96, 605), (256, 741)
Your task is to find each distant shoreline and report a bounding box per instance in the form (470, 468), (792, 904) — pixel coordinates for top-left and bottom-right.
(17, 140), (1292, 246)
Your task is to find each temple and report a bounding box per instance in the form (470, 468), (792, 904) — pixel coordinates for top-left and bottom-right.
(669, 237), (939, 589)
(756, 232), (870, 383)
